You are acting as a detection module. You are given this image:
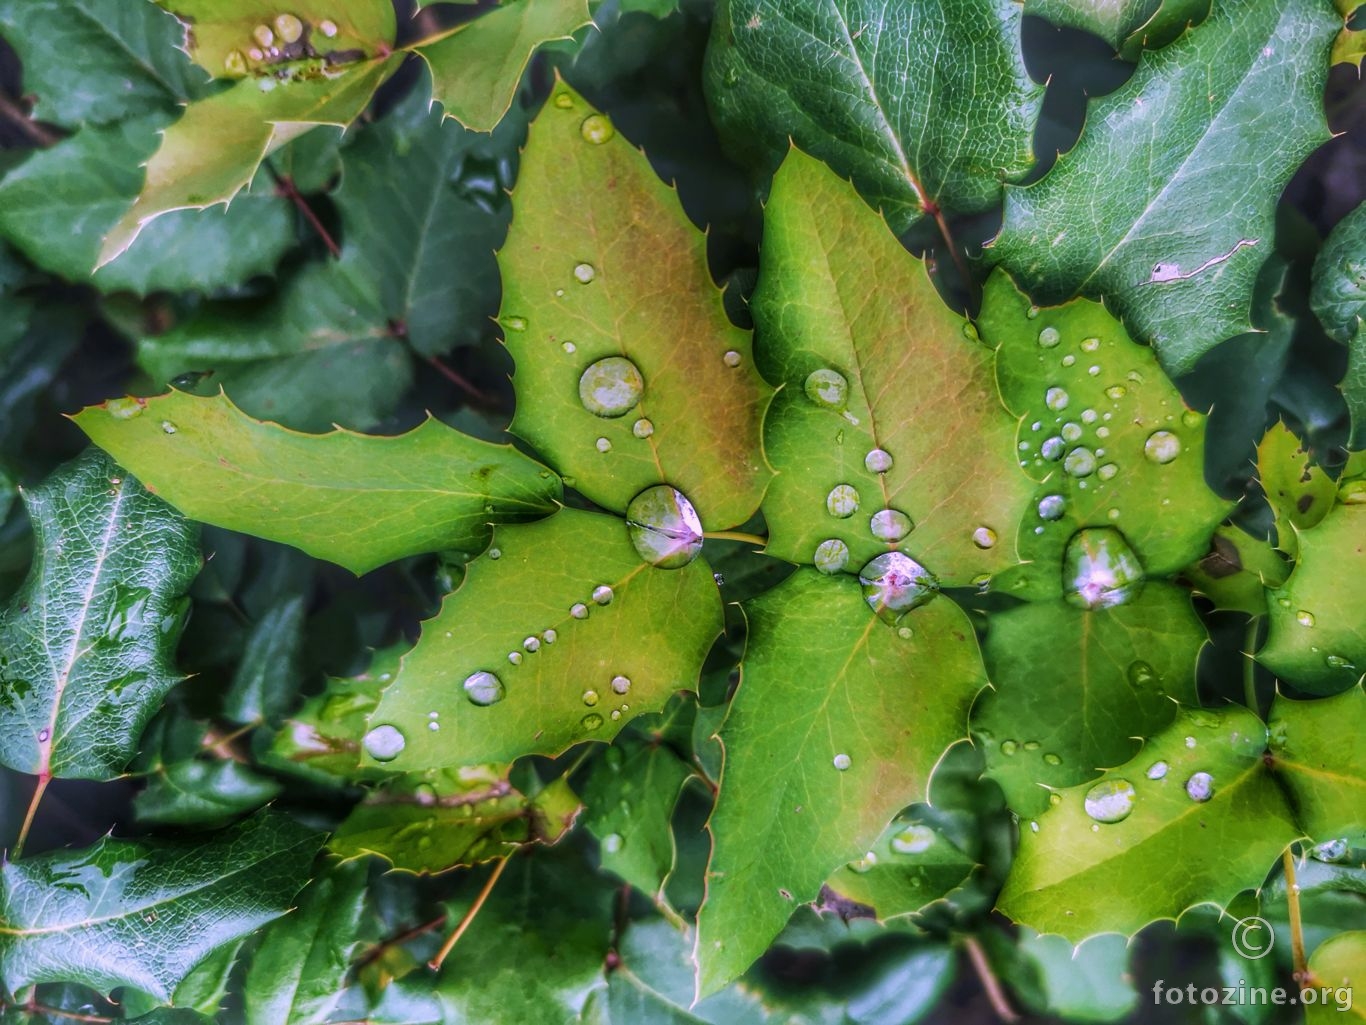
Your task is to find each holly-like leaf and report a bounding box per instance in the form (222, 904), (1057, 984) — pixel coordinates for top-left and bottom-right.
(134, 758), (282, 827)
(1310, 198), (1366, 448)
(755, 150), (1032, 586)
(223, 592), (306, 725)
(243, 860), (368, 1025)
(981, 271), (1233, 597)
(1259, 502), (1365, 694)
(1024, 0), (1208, 55)
(824, 811), (977, 922)
(1257, 422), (1337, 554)
(1268, 687), (1364, 845)
(0, 449), (198, 780)
(694, 570), (987, 995)
(0, 810), (321, 1000)
(367, 509), (722, 770)
(581, 739), (692, 899)
(498, 79), (770, 530)
(997, 706), (1297, 941)
(329, 769), (580, 874)
(1305, 931), (1365, 1025)
(973, 584), (1205, 817)
(72, 390), (562, 576)
(702, 0), (1043, 234)
(1181, 525), (1290, 616)
(1011, 929), (1139, 1022)
(414, 0), (591, 131)
(988, 0), (1338, 374)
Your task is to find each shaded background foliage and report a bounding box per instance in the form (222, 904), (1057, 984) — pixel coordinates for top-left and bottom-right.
(0, 0), (1362, 1023)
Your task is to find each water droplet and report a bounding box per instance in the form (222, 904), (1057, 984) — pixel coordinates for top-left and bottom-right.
(581, 712), (605, 731)
(582, 689), (599, 707)
(626, 485), (704, 569)
(580, 114), (615, 144)
(1064, 527), (1144, 610)
(488, 548), (502, 560)
(508, 651), (523, 666)
(318, 18), (338, 37)
(1049, 792), (1062, 806)
(971, 526), (997, 549)
(632, 418), (654, 439)
(543, 629), (557, 644)
(224, 49), (247, 74)
(1296, 610), (1315, 628)
(1185, 771), (1214, 802)
(503, 315), (527, 332)
(1084, 779), (1136, 823)
(363, 724), (406, 761)
(832, 753), (851, 771)
(814, 539), (849, 574)
(579, 356), (643, 418)
(1041, 437), (1065, 460)
(1081, 408), (1098, 425)
(1105, 385), (1126, 400)
(573, 262), (596, 284)
(463, 671), (505, 707)
(1061, 354), (1076, 367)
(602, 833), (623, 854)
(870, 508), (913, 542)
(848, 851), (878, 873)
(1088, 365), (1101, 376)
(592, 585), (614, 605)
(1081, 336), (1101, 352)
(570, 603), (589, 619)
(274, 13), (303, 43)
(826, 484), (860, 518)
(1143, 430), (1181, 464)
(595, 437), (612, 453)
(554, 92), (574, 109)
(248, 47), (264, 62)
(562, 341), (576, 354)
(1026, 306), (1040, 319)
(891, 825), (934, 854)
(804, 368), (849, 410)
(1037, 494), (1066, 520)
(1311, 838), (1348, 862)
(1043, 752), (1061, 765)
(864, 448), (893, 474)
(1045, 387), (1069, 411)
(1128, 661), (1157, 688)
(1185, 736), (1197, 748)
(1326, 654), (1356, 670)
(1023, 740), (1040, 751)
(1037, 326), (1061, 348)
(859, 552), (937, 619)
(722, 350), (742, 368)
(1097, 462), (1118, 481)
(1146, 760), (1168, 780)
(896, 626), (913, 640)
(1061, 422), (1083, 443)
(1001, 739), (1019, 756)
(160, 420), (178, 435)
(36, 728), (49, 744)
(1064, 447), (1096, 477)
(252, 24), (274, 47)
(523, 636), (541, 653)
(609, 675), (631, 695)
(428, 721), (440, 731)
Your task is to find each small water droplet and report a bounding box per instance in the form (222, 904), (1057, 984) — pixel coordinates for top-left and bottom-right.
(1088, 365), (1101, 377)
(570, 603), (589, 619)
(1146, 760), (1168, 780)
(363, 724), (406, 761)
(1001, 739), (1019, 756)
(36, 728), (50, 744)
(891, 825), (934, 854)
(1185, 736), (1197, 748)
(870, 508), (913, 542)
(1043, 752), (1061, 765)
(160, 421), (178, 435)
(318, 18), (338, 37)
(1105, 385), (1126, 400)
(523, 636), (541, 653)
(825, 484), (860, 518)
(896, 626), (913, 640)
(1026, 306), (1040, 319)
(1061, 422), (1083, 443)
(832, 753), (851, 771)
(722, 350), (742, 367)
(814, 538), (849, 574)
(579, 356), (643, 418)
(1041, 436), (1065, 460)
(1097, 462), (1118, 481)
(804, 368), (849, 410)
(1185, 771), (1214, 802)
(1296, 610), (1315, 628)
(580, 114), (615, 144)
(972, 526), (997, 549)
(1064, 527), (1144, 610)
(631, 418), (654, 439)
(848, 851), (878, 873)
(611, 675), (631, 695)
(1037, 326), (1061, 348)
(554, 92), (574, 109)
(252, 23), (274, 47)
(602, 832), (623, 854)
(1128, 661), (1157, 688)
(1023, 740), (1040, 751)
(592, 585), (614, 605)
(1084, 779), (1136, 823)
(573, 262), (596, 284)
(562, 341), (576, 354)
(1081, 336), (1101, 352)
(1311, 838), (1348, 862)
(503, 315), (527, 332)
(626, 485), (704, 568)
(1326, 654), (1356, 670)
(488, 548), (502, 560)
(1061, 354), (1076, 367)
(582, 689), (599, 707)
(1064, 447), (1097, 477)
(864, 448), (893, 474)
(1049, 792), (1062, 806)
(428, 721), (440, 731)
(581, 712), (605, 731)
(463, 671), (506, 707)
(1037, 494), (1066, 520)
(595, 437), (612, 453)
(1143, 430), (1181, 464)
(859, 552), (937, 619)
(543, 629), (557, 644)
(508, 651), (523, 666)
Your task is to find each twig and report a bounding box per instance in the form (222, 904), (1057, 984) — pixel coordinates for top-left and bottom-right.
(0, 93), (58, 148)
(702, 531), (767, 546)
(963, 934), (1020, 1023)
(266, 164), (341, 259)
(1282, 847), (1307, 982)
(13, 773), (50, 859)
(353, 912), (448, 974)
(428, 856), (510, 971)
(6, 1001), (116, 1023)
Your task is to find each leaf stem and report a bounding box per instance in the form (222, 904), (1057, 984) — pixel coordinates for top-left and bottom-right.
(428, 855), (510, 971)
(927, 202), (978, 308)
(1282, 846), (1307, 982)
(9, 1000), (115, 1023)
(12, 773), (50, 859)
(702, 531), (767, 547)
(1243, 617), (1261, 717)
(353, 912), (448, 974)
(0, 93), (59, 148)
(266, 164), (341, 259)
(962, 934), (1019, 1023)
(426, 355), (491, 405)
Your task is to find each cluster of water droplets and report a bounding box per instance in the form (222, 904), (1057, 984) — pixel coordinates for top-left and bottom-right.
(221, 12), (346, 89)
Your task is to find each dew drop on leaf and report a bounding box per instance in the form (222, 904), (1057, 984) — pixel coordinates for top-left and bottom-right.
(1185, 771), (1214, 802)
(722, 350), (742, 367)
(318, 18), (337, 36)
(582, 712), (605, 731)
(859, 552), (937, 619)
(462, 671), (505, 707)
(252, 24), (274, 47)
(570, 603), (589, 619)
(972, 526), (997, 549)
(1063, 527), (1144, 610)
(1041, 437), (1065, 460)
(573, 262), (596, 284)
(1038, 326), (1060, 348)
(869, 508), (913, 542)
(1146, 760), (1168, 780)
(1296, 610), (1316, 628)
(803, 368), (849, 410)
(1043, 752), (1061, 765)
(1311, 838), (1348, 862)
(864, 448), (893, 473)
(602, 833), (623, 854)
(1105, 385), (1127, 400)
(1083, 779), (1136, 823)
(580, 114), (615, 144)
(523, 636), (540, 653)
(626, 485), (704, 568)
(554, 92), (574, 109)
(1061, 422), (1083, 443)
(611, 675), (630, 694)
(507, 651), (522, 666)
(1097, 462), (1118, 481)
(363, 724), (406, 761)
(813, 538), (849, 574)
(825, 484), (859, 518)
(582, 690), (599, 707)
(1045, 387), (1069, 411)
(632, 418), (654, 439)
(503, 316), (527, 332)
(832, 753), (851, 771)
(890, 825), (934, 854)
(592, 585), (614, 605)
(1143, 430), (1181, 464)
(1326, 654), (1355, 669)
(1001, 739), (1018, 756)
(579, 357), (644, 418)
(596, 437), (611, 453)
(1063, 447), (1096, 477)
(1037, 494), (1066, 520)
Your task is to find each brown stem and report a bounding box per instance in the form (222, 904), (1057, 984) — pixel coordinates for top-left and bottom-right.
(428, 856), (509, 971)
(269, 167), (341, 259)
(202, 719), (261, 762)
(13, 773), (50, 859)
(426, 355), (490, 404)
(1282, 847), (1307, 982)
(353, 913), (448, 974)
(0, 93), (58, 148)
(11, 1001), (116, 1023)
(927, 202), (978, 309)
(963, 934), (1020, 1023)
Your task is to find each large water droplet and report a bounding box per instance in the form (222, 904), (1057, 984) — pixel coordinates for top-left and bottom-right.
(363, 724), (406, 761)
(859, 552), (937, 619)
(626, 485), (704, 568)
(1143, 430), (1181, 464)
(1326, 654), (1356, 670)
(1037, 326), (1061, 348)
(580, 114), (615, 144)
(832, 753), (851, 771)
(573, 262), (596, 284)
(523, 636), (541, 653)
(579, 357), (643, 418)
(1037, 494), (1066, 520)
(463, 671), (506, 707)
(1063, 447), (1096, 477)
(582, 690), (599, 707)
(870, 508), (913, 542)
(972, 526), (997, 549)
(1185, 771), (1214, 802)
(592, 585), (614, 605)
(1084, 779), (1136, 823)
(804, 368), (848, 410)
(826, 484), (860, 518)
(1045, 387), (1069, 412)
(890, 824), (934, 854)
(611, 675), (631, 695)
(1041, 437), (1065, 461)
(814, 539), (849, 574)
(1063, 527), (1144, 610)
(864, 448), (893, 474)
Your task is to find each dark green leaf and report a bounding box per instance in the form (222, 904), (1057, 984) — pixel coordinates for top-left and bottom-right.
(1310, 198), (1366, 448)
(1025, 0), (1208, 55)
(224, 592), (307, 724)
(134, 757), (282, 827)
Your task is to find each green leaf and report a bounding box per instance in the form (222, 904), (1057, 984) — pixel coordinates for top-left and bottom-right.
(0, 119), (294, 294)
(580, 739), (692, 899)
(224, 592), (306, 724)
(980, 271), (1233, 596)
(0, 449), (198, 779)
(72, 390), (562, 575)
(498, 80), (771, 529)
(1305, 931), (1365, 1025)
(1181, 525), (1290, 616)
(1268, 686), (1364, 845)
(329, 769), (580, 874)
(244, 860), (368, 1025)
(1311, 199), (1366, 448)
(823, 811), (977, 922)
(367, 508), (723, 769)
(1257, 422), (1337, 554)
(1013, 929), (1139, 1022)
(753, 150), (1032, 586)
(988, 0), (1337, 374)
(0, 810), (321, 1000)
(1025, 0), (1208, 55)
(1259, 503), (1365, 694)
(134, 757), (282, 827)
(174, 938), (243, 1016)
(695, 570), (987, 995)
(997, 706), (1297, 941)
(703, 0), (1043, 233)
(0, 0), (204, 128)
(414, 0), (591, 131)
(973, 584), (1205, 817)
